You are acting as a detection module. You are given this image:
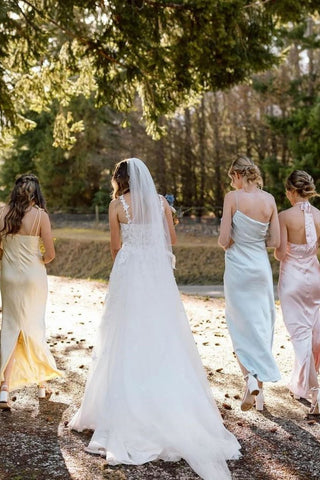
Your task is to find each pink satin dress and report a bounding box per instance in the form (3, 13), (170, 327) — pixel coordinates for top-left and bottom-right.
(278, 202), (320, 399)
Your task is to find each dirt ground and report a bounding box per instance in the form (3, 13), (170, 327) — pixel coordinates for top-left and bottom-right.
(0, 276), (319, 480)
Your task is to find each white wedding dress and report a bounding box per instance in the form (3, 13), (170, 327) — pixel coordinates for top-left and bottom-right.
(69, 158), (240, 480)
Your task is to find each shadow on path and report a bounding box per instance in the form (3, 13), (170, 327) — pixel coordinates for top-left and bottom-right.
(0, 397), (71, 480)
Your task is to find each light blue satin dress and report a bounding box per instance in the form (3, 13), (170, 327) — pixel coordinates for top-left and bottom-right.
(224, 207), (281, 382)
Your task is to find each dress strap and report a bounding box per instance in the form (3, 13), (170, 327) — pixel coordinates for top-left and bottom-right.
(299, 201), (317, 245)
(30, 206), (42, 236)
(119, 195), (132, 224)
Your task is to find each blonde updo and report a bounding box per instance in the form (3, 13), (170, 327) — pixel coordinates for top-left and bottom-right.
(228, 156), (263, 188)
(286, 170), (319, 199)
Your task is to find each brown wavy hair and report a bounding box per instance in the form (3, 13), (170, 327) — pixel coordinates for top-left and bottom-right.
(111, 160), (130, 199)
(1, 174), (47, 236)
(228, 156), (263, 188)
(286, 170), (319, 199)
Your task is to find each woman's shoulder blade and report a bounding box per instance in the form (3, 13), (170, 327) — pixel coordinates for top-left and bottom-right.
(260, 190), (275, 201)
(225, 191), (236, 203)
(109, 198), (119, 208)
(311, 205), (320, 221)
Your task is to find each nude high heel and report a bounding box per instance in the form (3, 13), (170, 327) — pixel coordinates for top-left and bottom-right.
(255, 389), (264, 411)
(38, 385), (46, 398)
(241, 373), (259, 411)
(38, 384), (52, 399)
(0, 384), (10, 410)
(310, 388), (320, 415)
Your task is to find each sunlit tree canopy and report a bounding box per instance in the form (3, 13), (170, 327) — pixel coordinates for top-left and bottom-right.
(1, 0), (319, 142)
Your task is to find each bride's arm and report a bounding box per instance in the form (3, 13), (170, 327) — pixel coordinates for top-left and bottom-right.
(163, 198), (177, 245)
(109, 200), (121, 260)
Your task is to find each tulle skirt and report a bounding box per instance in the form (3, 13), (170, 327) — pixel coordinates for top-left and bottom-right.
(69, 247), (240, 479)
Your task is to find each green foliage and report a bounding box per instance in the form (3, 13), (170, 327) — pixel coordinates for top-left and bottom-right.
(0, 98), (117, 211)
(0, 0), (319, 142)
(1, 8), (320, 213)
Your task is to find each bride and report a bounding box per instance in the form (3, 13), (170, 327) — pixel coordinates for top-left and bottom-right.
(69, 158), (240, 479)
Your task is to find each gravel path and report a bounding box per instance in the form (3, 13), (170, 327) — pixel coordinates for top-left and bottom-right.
(0, 276), (319, 480)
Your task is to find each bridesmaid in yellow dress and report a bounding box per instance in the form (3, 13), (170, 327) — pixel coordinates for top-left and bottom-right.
(275, 171), (320, 414)
(0, 174), (62, 410)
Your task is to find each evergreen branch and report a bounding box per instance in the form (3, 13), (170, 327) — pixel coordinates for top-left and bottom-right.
(18, 0), (123, 66)
(12, 0), (43, 34)
(141, 0), (193, 9)
(244, 0), (273, 8)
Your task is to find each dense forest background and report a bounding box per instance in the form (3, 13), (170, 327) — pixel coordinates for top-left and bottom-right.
(0, 3), (319, 215)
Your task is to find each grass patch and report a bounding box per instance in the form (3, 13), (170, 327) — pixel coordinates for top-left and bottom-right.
(52, 227), (109, 241)
(49, 228), (280, 284)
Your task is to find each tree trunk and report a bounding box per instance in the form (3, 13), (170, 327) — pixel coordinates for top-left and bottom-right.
(197, 96), (206, 219)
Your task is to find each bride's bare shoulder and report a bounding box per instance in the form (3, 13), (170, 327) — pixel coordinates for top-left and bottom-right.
(109, 198), (120, 212)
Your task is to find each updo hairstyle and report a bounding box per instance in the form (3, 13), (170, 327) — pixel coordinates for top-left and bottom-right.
(112, 160), (130, 199)
(228, 156), (263, 188)
(285, 170), (319, 199)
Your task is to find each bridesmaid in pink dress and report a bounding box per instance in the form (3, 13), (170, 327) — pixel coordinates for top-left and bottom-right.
(275, 170), (320, 414)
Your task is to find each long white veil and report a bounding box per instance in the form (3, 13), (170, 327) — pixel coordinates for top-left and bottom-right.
(127, 158), (173, 265)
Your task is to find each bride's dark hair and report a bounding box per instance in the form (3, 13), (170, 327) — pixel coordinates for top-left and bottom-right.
(112, 160), (130, 199)
(1, 173), (46, 236)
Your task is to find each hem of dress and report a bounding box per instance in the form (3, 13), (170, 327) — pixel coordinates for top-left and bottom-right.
(84, 441), (241, 467)
(8, 370), (63, 393)
(287, 385), (311, 401)
(235, 358), (281, 383)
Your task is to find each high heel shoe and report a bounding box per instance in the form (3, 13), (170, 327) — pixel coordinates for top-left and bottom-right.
(241, 373), (259, 411)
(255, 389), (264, 411)
(38, 384), (51, 399)
(310, 388), (320, 415)
(38, 385), (46, 398)
(0, 384), (10, 410)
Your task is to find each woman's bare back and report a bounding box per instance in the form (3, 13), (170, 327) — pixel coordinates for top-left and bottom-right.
(232, 189), (275, 223)
(282, 205), (320, 245)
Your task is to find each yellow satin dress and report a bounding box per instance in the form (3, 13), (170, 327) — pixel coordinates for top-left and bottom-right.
(0, 208), (62, 391)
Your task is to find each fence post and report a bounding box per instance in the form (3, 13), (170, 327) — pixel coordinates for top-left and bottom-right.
(95, 205), (99, 223)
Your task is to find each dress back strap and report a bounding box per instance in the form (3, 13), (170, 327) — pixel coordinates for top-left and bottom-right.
(30, 206), (42, 236)
(119, 195), (132, 224)
(300, 202), (317, 246)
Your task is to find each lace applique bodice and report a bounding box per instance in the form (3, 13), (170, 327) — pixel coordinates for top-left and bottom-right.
(116, 195), (166, 267)
(118, 194), (165, 246)
(119, 195), (132, 225)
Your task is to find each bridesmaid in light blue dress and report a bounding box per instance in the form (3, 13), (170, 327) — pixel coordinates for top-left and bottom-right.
(219, 156), (281, 412)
